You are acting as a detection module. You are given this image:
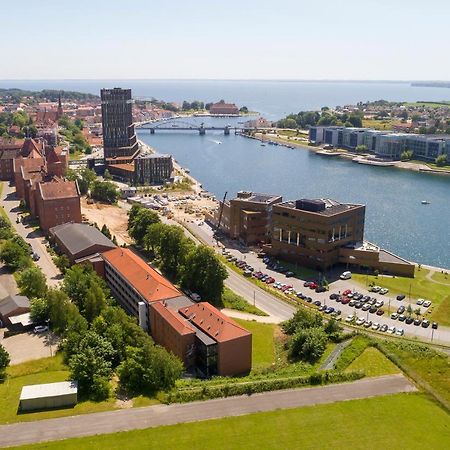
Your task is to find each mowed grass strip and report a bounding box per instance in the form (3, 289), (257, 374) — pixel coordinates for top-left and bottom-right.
(346, 347), (400, 377)
(352, 269), (450, 326)
(234, 319), (276, 369)
(10, 394), (450, 450)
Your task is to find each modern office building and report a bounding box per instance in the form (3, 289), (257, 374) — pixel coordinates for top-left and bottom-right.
(209, 191), (283, 245)
(134, 153), (173, 185)
(101, 88), (139, 162)
(98, 247), (252, 376)
(309, 125), (450, 161)
(266, 197), (414, 277)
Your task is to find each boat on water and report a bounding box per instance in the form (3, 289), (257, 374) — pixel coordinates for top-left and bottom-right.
(260, 143), (266, 147)
(421, 200), (430, 205)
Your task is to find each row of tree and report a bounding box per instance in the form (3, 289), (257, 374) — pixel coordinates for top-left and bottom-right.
(58, 115), (91, 155)
(277, 110), (363, 129)
(0, 111), (38, 139)
(128, 205), (227, 304)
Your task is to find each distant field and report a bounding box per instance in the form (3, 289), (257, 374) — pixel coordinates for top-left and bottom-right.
(362, 119), (399, 130)
(404, 101), (450, 108)
(352, 268), (450, 326)
(12, 394), (450, 450)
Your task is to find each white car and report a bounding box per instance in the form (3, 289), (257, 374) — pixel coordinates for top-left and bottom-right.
(371, 286), (381, 293)
(379, 288), (389, 295)
(33, 325), (49, 334)
(345, 315), (355, 323)
(423, 300), (432, 308)
(396, 328), (405, 336)
(371, 322), (380, 330)
(387, 326), (396, 334)
(340, 271), (352, 280)
(356, 317), (365, 326)
(416, 298), (424, 305)
(375, 300), (384, 308)
(190, 293), (201, 302)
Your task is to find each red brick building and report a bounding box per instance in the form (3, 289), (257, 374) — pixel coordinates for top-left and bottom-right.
(0, 138), (24, 181)
(34, 180), (81, 232)
(99, 248), (252, 377)
(209, 102), (239, 115)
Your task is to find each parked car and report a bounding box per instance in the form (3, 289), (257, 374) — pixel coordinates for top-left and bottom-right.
(315, 286), (327, 293)
(416, 298), (424, 305)
(33, 325), (49, 334)
(432, 322), (438, 329)
(340, 271), (352, 280)
(387, 326), (396, 334)
(341, 297), (351, 305)
(32, 252), (40, 261)
(369, 306), (378, 314)
(371, 322), (380, 331)
(421, 320), (430, 328)
(243, 270), (252, 277)
(345, 315), (355, 323)
(396, 328), (405, 336)
(363, 320), (372, 328)
(304, 281), (312, 287)
(354, 302), (363, 309)
(423, 300), (432, 308)
(371, 286), (381, 293)
(362, 304), (371, 311)
(309, 282), (318, 290)
(190, 293), (201, 302)
(390, 313), (398, 320)
(398, 315), (406, 322)
(379, 288), (389, 295)
(376, 309), (385, 316)
(313, 300), (321, 307)
(413, 318), (422, 326)
(397, 306), (405, 314)
(375, 300), (384, 308)
(343, 289), (352, 296)
(396, 294), (405, 301)
(405, 317), (414, 325)
(380, 324), (388, 332)
(285, 271), (295, 278)
(356, 317), (365, 326)
(348, 300), (356, 307)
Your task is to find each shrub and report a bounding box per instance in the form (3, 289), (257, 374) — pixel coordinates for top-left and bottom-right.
(0, 344), (10, 381)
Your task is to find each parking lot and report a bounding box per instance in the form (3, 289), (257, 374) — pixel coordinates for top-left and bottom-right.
(0, 329), (59, 365)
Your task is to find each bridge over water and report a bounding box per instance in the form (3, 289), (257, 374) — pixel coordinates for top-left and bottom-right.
(136, 119), (245, 135)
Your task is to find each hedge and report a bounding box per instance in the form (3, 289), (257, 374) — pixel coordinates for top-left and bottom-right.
(162, 370), (365, 404)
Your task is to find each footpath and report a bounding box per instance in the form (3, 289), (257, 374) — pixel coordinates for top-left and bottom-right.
(0, 374), (415, 448)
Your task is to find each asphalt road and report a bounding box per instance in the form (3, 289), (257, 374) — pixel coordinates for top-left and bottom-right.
(0, 182), (61, 286)
(0, 374), (415, 448)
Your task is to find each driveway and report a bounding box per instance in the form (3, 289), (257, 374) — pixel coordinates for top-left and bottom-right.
(0, 330), (59, 365)
(0, 182), (61, 287)
(0, 374), (415, 448)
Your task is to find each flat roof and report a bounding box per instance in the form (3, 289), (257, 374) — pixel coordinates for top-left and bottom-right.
(235, 191), (281, 204)
(20, 381), (78, 401)
(278, 198), (364, 217)
(9, 312), (33, 326)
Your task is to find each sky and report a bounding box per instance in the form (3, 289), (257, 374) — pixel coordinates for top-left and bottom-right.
(2, 0), (450, 80)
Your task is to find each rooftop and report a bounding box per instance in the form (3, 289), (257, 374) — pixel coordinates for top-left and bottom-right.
(49, 223), (116, 256)
(38, 180), (80, 200)
(152, 302), (196, 336)
(0, 295), (30, 316)
(278, 198), (364, 216)
(178, 302), (250, 343)
(20, 381), (78, 401)
(102, 248), (181, 303)
(235, 191), (282, 204)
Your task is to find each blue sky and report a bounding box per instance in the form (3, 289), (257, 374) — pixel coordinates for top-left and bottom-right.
(2, 0), (449, 80)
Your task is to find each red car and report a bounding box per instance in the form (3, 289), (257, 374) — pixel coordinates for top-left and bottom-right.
(341, 297), (351, 305)
(309, 282), (318, 290)
(265, 277), (275, 284)
(343, 289), (352, 296)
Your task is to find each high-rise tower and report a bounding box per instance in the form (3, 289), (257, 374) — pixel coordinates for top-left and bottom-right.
(101, 88), (139, 162)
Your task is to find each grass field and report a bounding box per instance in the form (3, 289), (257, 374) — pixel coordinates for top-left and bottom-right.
(362, 119), (399, 130)
(12, 394), (450, 450)
(346, 347), (400, 377)
(221, 287), (268, 316)
(431, 272), (450, 284)
(352, 268), (450, 326)
(234, 319), (276, 369)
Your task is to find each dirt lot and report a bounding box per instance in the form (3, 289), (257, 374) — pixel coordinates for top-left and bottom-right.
(0, 331), (59, 365)
(81, 198), (131, 245)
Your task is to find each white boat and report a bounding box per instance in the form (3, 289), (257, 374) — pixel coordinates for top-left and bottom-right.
(421, 200), (430, 205)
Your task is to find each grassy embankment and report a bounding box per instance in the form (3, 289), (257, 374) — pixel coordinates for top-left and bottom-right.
(362, 119), (400, 130)
(352, 268), (450, 326)
(0, 355), (158, 425)
(221, 287), (268, 316)
(11, 394), (450, 450)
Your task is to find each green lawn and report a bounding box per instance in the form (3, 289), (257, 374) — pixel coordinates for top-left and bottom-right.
(221, 287), (268, 316)
(352, 268), (450, 326)
(0, 355), (159, 424)
(431, 271), (450, 284)
(362, 119), (399, 130)
(234, 319), (276, 369)
(12, 394), (450, 450)
(346, 347), (400, 377)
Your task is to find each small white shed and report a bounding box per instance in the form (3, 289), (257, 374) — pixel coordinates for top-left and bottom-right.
(19, 381), (78, 411)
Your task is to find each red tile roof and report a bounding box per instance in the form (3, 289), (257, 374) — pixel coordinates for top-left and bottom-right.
(102, 248), (181, 303)
(38, 180), (79, 200)
(179, 302), (250, 343)
(20, 139), (43, 158)
(152, 302), (196, 335)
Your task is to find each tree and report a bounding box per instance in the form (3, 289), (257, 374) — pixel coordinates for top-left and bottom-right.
(348, 113), (363, 128)
(30, 297), (50, 323)
(118, 342), (182, 394)
(68, 331), (115, 400)
(90, 181), (119, 204)
(0, 241), (30, 271)
(401, 150), (414, 161)
(180, 246), (227, 304)
(128, 208), (160, 246)
(84, 282), (107, 323)
(78, 168), (97, 195)
(101, 224), (112, 240)
(17, 267), (47, 299)
(282, 308), (323, 335)
(239, 106), (249, 114)
(144, 222), (166, 253)
(289, 327), (327, 363)
(158, 225), (193, 278)
(278, 118), (298, 129)
(0, 344), (10, 381)
(355, 144), (368, 153)
(46, 288), (73, 334)
(406, 304), (413, 317)
(103, 169), (112, 181)
(414, 308), (422, 319)
(435, 154), (448, 167)
(54, 254), (71, 274)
